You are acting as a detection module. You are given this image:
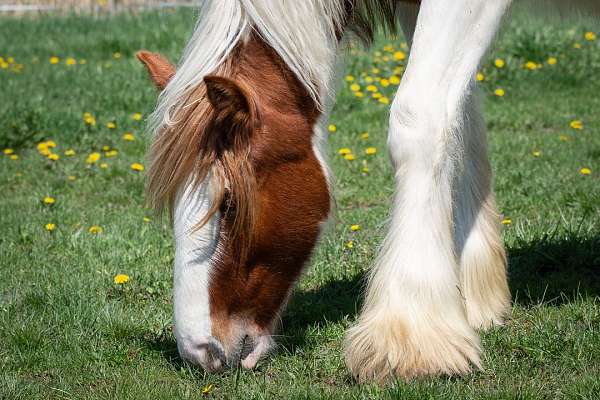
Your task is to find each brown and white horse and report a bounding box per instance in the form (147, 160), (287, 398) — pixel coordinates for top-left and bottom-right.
(139, 0), (599, 383)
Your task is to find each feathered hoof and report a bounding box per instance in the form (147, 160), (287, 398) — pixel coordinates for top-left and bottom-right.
(344, 314), (482, 384)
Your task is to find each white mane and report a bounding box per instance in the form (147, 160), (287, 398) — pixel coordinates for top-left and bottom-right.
(149, 0), (345, 136)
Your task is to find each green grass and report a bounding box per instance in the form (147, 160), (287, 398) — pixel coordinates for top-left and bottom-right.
(1, 9), (600, 400)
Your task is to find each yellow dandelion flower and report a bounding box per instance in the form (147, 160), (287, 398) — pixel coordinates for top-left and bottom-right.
(100, 163), (108, 169)
(48, 153), (59, 161)
(344, 154), (355, 161)
(365, 76), (374, 83)
(393, 66), (404, 75)
(372, 92), (382, 99)
(49, 56), (60, 64)
(366, 84), (378, 92)
(84, 114), (96, 126)
(393, 51), (406, 61)
(86, 152), (101, 164)
(201, 384), (213, 395)
(122, 132), (135, 141)
(362, 166), (369, 173)
(494, 88), (505, 97)
(476, 72), (485, 82)
(68, 175), (77, 181)
(532, 150), (541, 157)
(494, 58), (505, 68)
(113, 52), (122, 59)
(65, 57), (76, 66)
(574, 42), (582, 49)
(547, 56), (557, 65)
(371, 67), (380, 75)
(105, 150), (118, 158)
(389, 75), (401, 85)
(46, 223), (56, 232)
(354, 91), (365, 98)
(143, 217), (151, 223)
(338, 148), (352, 155)
(10, 154), (18, 160)
(378, 97), (390, 105)
(501, 218), (512, 225)
(361, 132), (369, 140)
(43, 196), (56, 205)
(559, 135), (571, 142)
(570, 120), (583, 130)
(3, 148), (14, 155)
(132, 112), (143, 121)
(114, 274), (129, 284)
(131, 162), (145, 172)
(350, 83), (361, 92)
(106, 122), (116, 129)
(524, 61), (539, 70)
(64, 149), (76, 156)
(380, 78), (390, 87)
(45, 140), (57, 148)
(328, 124), (337, 133)
(345, 75), (355, 82)
(79, 59), (87, 65)
(37, 142), (49, 151)
(584, 31), (596, 41)
(346, 240), (354, 249)
(580, 167), (592, 175)
(365, 147), (377, 155)
(88, 225), (103, 234)
(350, 224), (361, 232)
(102, 145), (110, 151)
(383, 44), (394, 52)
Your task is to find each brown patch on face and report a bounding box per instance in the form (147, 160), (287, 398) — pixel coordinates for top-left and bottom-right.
(207, 36), (330, 350)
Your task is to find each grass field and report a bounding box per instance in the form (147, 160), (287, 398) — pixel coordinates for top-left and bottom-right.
(1, 8), (600, 400)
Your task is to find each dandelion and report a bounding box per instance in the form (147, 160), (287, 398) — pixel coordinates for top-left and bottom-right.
(48, 153), (59, 161)
(524, 61), (539, 70)
(65, 57), (76, 66)
(393, 51), (406, 61)
(547, 56), (557, 65)
(201, 384), (213, 395)
(574, 42), (582, 49)
(83, 112), (96, 126)
(45, 223), (56, 232)
(350, 224), (361, 232)
(43, 196), (56, 205)
(476, 72), (485, 82)
(132, 112), (142, 121)
(494, 58), (505, 68)
(10, 155), (18, 160)
(328, 124), (337, 133)
(49, 56), (60, 64)
(365, 76), (374, 83)
(114, 274), (129, 284)
(46, 140), (57, 148)
(131, 162), (145, 172)
(378, 97), (390, 105)
(584, 31), (596, 41)
(79, 59), (87, 65)
(570, 120), (583, 130)
(3, 148), (14, 155)
(113, 52), (122, 59)
(122, 132), (135, 141)
(361, 132), (369, 140)
(88, 225), (103, 234)
(532, 150), (541, 157)
(105, 150), (118, 158)
(344, 154), (355, 161)
(366, 85), (378, 92)
(580, 167), (592, 175)
(345, 75), (355, 82)
(106, 122), (116, 129)
(494, 88), (505, 97)
(338, 148), (352, 155)
(86, 152), (101, 164)
(365, 147), (377, 155)
(372, 92), (382, 99)
(380, 78), (390, 88)
(559, 135), (571, 142)
(350, 83), (361, 92)
(501, 218), (512, 225)
(102, 145), (110, 151)
(389, 75), (401, 85)
(143, 217), (151, 223)
(100, 163), (108, 169)
(64, 149), (76, 156)
(362, 166), (369, 173)
(354, 91), (364, 98)
(346, 240), (354, 249)
(68, 175), (77, 181)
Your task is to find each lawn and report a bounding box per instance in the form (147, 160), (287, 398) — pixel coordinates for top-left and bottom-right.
(1, 8), (599, 400)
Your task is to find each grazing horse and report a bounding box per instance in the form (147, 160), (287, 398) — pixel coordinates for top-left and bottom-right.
(139, 0), (599, 383)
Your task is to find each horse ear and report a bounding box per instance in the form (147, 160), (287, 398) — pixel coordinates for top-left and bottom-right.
(204, 75), (260, 133)
(136, 50), (175, 90)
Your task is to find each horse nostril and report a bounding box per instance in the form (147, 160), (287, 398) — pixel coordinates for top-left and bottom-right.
(240, 335), (255, 362)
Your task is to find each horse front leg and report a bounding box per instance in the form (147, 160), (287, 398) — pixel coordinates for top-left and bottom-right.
(344, 0), (512, 383)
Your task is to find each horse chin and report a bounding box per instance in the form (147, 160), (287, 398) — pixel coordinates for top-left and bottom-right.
(240, 334), (274, 369)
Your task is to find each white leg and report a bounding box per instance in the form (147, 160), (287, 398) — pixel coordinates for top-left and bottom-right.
(454, 98), (511, 329)
(344, 0), (512, 382)
(172, 181), (224, 371)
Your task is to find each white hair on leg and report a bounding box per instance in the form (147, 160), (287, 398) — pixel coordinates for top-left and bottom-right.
(454, 95), (511, 329)
(344, 0), (512, 382)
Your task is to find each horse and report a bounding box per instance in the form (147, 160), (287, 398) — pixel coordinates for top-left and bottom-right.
(138, 0), (600, 383)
